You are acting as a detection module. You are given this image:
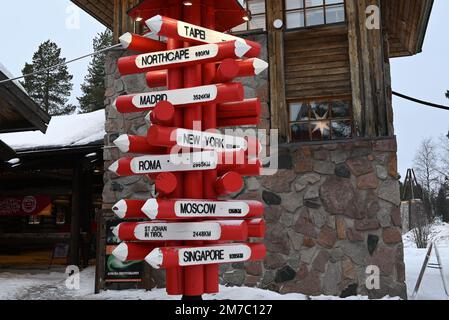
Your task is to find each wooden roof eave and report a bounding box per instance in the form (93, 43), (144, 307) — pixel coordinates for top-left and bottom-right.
(0, 140), (16, 161)
(71, 0), (114, 28)
(414, 0), (434, 55)
(383, 0), (434, 58)
(0, 71), (50, 134)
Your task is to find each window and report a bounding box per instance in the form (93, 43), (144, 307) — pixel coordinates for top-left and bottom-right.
(285, 0), (346, 29)
(231, 0), (267, 32)
(289, 99), (353, 141)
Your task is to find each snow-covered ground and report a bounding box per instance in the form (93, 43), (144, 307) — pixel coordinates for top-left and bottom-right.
(403, 220), (449, 249)
(1, 222), (448, 300)
(0, 246), (447, 300)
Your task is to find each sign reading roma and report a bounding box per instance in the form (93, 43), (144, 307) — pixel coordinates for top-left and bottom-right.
(109, 3), (267, 299)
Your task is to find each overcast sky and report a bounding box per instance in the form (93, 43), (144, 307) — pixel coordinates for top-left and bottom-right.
(0, 0), (448, 178)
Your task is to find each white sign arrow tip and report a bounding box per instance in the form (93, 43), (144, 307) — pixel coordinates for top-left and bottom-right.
(145, 248), (163, 269)
(235, 41), (252, 58)
(253, 58), (269, 75)
(112, 199), (127, 219)
(112, 225), (120, 239)
(145, 15), (163, 34)
(108, 160), (119, 174)
(113, 135), (130, 153)
(112, 242), (128, 262)
(119, 32), (132, 49)
(141, 198), (159, 220)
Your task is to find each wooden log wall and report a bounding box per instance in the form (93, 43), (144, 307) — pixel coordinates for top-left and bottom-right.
(346, 0), (393, 138)
(266, 0), (288, 142)
(284, 25), (351, 100)
(113, 0), (142, 42)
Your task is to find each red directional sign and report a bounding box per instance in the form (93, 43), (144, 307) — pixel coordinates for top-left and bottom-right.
(112, 242), (161, 262)
(144, 58), (268, 88)
(145, 243), (266, 269)
(147, 125), (248, 151)
(109, 148), (263, 177)
(113, 134), (166, 154)
(111, 2), (266, 299)
(113, 83), (243, 113)
(145, 15), (261, 57)
(112, 198), (264, 220)
(146, 70), (168, 88)
(118, 41), (251, 75)
(112, 219), (264, 242)
(109, 151), (219, 176)
(119, 32), (166, 53)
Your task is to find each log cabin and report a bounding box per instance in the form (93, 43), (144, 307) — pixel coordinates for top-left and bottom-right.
(72, 0), (434, 298)
(0, 107), (104, 269)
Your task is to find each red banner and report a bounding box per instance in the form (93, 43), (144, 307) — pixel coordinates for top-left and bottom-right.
(0, 196), (52, 216)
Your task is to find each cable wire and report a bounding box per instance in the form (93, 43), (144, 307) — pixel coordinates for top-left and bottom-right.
(393, 91), (449, 111)
(0, 43), (122, 85)
(2, 44), (449, 114)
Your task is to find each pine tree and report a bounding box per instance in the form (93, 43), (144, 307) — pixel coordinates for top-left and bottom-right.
(21, 40), (74, 116)
(435, 184), (449, 222)
(78, 29), (113, 113)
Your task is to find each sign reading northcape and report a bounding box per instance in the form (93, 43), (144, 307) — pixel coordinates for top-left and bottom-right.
(118, 41), (251, 75)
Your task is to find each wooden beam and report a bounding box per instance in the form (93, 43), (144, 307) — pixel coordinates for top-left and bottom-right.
(346, 0), (391, 138)
(0, 74), (50, 133)
(69, 162), (83, 266)
(266, 0), (288, 142)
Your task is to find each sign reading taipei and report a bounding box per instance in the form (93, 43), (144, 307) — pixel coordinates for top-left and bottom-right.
(146, 15), (261, 57)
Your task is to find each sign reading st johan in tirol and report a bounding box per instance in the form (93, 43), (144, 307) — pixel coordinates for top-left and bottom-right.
(132, 222), (222, 241)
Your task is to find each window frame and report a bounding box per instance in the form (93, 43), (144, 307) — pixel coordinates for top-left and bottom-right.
(284, 0), (347, 31)
(231, 0), (267, 34)
(287, 95), (354, 142)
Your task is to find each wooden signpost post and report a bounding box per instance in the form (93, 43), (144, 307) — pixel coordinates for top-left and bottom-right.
(110, 2), (267, 300)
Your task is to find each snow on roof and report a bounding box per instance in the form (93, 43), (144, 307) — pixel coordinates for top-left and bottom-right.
(0, 62), (28, 95)
(0, 109), (105, 151)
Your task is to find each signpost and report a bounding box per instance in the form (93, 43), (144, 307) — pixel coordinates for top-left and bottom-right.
(113, 83), (244, 113)
(110, 3), (267, 300)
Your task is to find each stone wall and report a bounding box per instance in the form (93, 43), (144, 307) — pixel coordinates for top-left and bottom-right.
(220, 138), (406, 299)
(102, 34), (406, 299)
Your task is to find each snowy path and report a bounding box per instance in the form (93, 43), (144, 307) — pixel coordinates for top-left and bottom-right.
(0, 248), (448, 300)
